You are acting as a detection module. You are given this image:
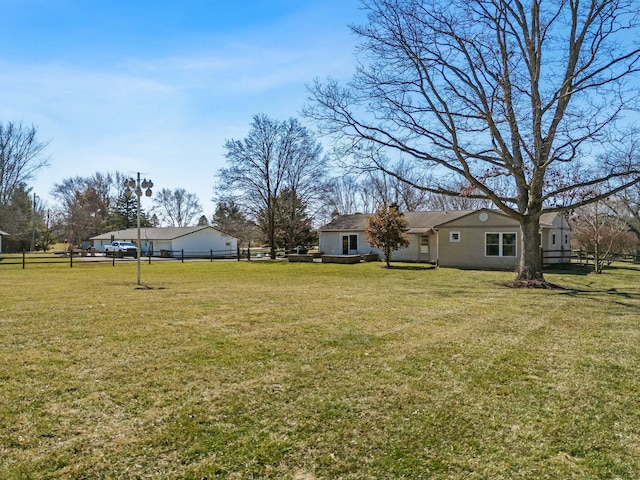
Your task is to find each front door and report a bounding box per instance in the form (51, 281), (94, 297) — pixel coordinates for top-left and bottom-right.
(342, 236), (349, 255)
(419, 234), (429, 261)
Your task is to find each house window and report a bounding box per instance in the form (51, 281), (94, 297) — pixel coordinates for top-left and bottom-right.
(565, 234), (568, 245)
(349, 234), (358, 250)
(449, 231), (461, 242)
(486, 232), (517, 257)
(552, 233), (556, 246)
(420, 234), (429, 254)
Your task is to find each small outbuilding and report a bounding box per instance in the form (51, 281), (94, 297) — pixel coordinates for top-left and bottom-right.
(0, 229), (8, 256)
(91, 226), (238, 258)
(318, 208), (571, 269)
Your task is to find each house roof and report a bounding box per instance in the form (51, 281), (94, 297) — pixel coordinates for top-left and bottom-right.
(0, 229), (9, 236)
(319, 210), (475, 232)
(539, 212), (560, 227)
(319, 209), (563, 231)
(90, 226), (235, 241)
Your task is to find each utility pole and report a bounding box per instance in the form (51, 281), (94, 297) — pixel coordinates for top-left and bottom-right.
(30, 192), (37, 252)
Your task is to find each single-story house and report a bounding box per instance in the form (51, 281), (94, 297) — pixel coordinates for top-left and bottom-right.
(91, 226), (238, 258)
(0, 229), (8, 256)
(318, 208), (571, 269)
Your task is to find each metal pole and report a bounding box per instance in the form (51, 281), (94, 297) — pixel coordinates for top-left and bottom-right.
(31, 192), (36, 252)
(136, 172), (141, 286)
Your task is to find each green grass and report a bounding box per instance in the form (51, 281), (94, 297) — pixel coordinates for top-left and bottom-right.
(1, 260), (640, 479)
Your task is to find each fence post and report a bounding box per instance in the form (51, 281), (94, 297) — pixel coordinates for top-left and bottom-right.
(70, 250), (73, 268)
(181, 249), (184, 263)
(22, 250), (26, 269)
(211, 249), (213, 262)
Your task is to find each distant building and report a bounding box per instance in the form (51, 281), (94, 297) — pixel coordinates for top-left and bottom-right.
(91, 226), (238, 258)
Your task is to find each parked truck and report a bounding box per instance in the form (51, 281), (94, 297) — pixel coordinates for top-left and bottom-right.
(104, 241), (138, 258)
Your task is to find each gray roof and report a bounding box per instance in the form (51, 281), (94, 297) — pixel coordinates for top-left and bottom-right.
(319, 209), (561, 231)
(539, 212), (560, 227)
(319, 210), (475, 232)
(91, 226), (235, 241)
(0, 229), (9, 236)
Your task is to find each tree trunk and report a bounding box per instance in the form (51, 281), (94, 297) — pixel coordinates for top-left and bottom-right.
(594, 240), (601, 274)
(513, 215), (547, 287)
(268, 202), (277, 260)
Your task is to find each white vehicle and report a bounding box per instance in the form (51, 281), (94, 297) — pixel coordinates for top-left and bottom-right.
(104, 241), (138, 258)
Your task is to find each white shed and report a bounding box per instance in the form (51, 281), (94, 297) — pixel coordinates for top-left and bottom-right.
(91, 226), (238, 258)
(0, 229), (8, 256)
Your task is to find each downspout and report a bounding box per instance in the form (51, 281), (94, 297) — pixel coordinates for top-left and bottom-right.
(560, 215), (564, 263)
(434, 228), (439, 268)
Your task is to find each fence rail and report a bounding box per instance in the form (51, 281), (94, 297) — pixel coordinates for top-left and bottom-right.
(6, 248), (636, 270)
(541, 248), (572, 267)
(542, 249), (639, 268)
(0, 249), (239, 269)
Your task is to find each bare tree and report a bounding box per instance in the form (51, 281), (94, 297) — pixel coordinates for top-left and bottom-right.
(423, 179), (495, 211)
(0, 122), (49, 206)
(361, 158), (431, 211)
(152, 188), (203, 227)
(599, 181), (640, 261)
(325, 159), (431, 218)
(612, 185), (640, 238)
(306, 0), (640, 286)
(570, 201), (637, 273)
(216, 114), (328, 259)
(51, 171), (125, 245)
(326, 176), (364, 216)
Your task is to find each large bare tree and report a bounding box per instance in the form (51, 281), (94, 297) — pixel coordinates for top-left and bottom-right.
(216, 114), (328, 259)
(0, 122), (49, 206)
(306, 0), (640, 286)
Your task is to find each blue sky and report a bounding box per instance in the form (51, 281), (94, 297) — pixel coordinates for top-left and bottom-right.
(0, 1), (365, 218)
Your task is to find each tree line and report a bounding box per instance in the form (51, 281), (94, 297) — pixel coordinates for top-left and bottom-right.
(3, 113), (640, 272)
(0, 116), (495, 256)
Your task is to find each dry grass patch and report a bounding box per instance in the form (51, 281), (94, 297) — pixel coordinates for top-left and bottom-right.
(1, 261), (640, 478)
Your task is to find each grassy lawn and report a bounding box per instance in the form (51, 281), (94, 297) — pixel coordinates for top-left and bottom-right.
(1, 260), (639, 479)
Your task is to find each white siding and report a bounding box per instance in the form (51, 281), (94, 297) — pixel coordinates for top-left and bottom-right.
(172, 229), (237, 256)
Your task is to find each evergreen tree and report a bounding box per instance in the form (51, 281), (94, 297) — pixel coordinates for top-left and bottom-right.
(104, 194), (137, 230)
(0, 184), (32, 252)
(274, 188), (314, 251)
(213, 201), (259, 246)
